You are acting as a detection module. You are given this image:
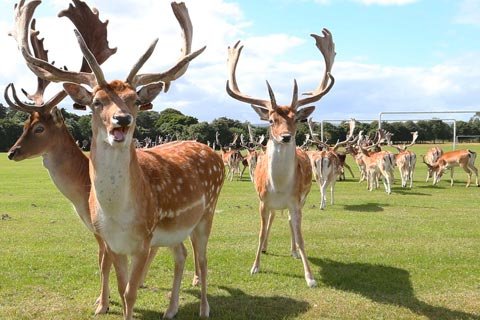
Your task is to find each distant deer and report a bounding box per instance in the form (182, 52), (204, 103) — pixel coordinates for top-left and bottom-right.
(386, 131), (418, 188)
(424, 146), (443, 182)
(226, 28), (336, 287)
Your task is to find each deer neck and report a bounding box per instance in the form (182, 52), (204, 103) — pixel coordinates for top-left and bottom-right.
(265, 138), (296, 191)
(42, 128), (91, 229)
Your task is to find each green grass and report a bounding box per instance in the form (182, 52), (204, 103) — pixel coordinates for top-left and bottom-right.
(1, 144), (480, 319)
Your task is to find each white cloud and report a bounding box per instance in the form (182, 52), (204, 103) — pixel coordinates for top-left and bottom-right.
(353, 0), (418, 5)
(454, 0), (480, 26)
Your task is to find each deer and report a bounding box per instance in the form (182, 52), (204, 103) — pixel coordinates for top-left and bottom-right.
(386, 131), (418, 188)
(6, 0), (123, 314)
(13, 1), (223, 319)
(241, 125), (265, 182)
(356, 129), (396, 193)
(216, 131), (243, 181)
(423, 149), (479, 187)
(424, 146), (443, 182)
(226, 28), (336, 287)
(306, 118), (355, 209)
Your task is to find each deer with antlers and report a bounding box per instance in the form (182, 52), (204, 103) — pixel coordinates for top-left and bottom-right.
(306, 118), (355, 209)
(6, 0), (124, 314)
(13, 1), (223, 319)
(216, 131), (243, 181)
(240, 126), (265, 182)
(386, 131), (418, 188)
(226, 28), (336, 287)
(423, 149), (479, 187)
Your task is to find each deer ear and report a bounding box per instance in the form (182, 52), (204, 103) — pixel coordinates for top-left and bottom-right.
(136, 81), (164, 108)
(250, 104), (269, 121)
(51, 107), (64, 127)
(296, 106), (315, 122)
(63, 83), (93, 107)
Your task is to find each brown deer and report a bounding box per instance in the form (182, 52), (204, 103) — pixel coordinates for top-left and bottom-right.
(423, 149), (479, 187)
(226, 28), (336, 287)
(424, 146), (443, 182)
(6, 0), (120, 314)
(386, 131), (418, 188)
(13, 1), (222, 319)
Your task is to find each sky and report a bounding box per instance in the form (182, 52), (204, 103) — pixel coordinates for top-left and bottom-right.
(1, 0), (480, 124)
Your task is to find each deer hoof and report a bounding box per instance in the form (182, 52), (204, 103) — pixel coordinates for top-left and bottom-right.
(250, 265), (259, 274)
(307, 279), (317, 288)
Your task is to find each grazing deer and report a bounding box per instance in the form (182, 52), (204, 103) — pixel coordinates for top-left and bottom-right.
(14, 1), (223, 319)
(424, 146), (443, 182)
(423, 149), (479, 187)
(306, 118), (355, 209)
(386, 131), (418, 188)
(226, 28), (336, 287)
(6, 0), (122, 314)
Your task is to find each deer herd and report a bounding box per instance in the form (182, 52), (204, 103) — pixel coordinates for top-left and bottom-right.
(3, 0), (479, 319)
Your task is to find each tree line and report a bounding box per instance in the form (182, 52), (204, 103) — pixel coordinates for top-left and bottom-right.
(1, 102), (480, 152)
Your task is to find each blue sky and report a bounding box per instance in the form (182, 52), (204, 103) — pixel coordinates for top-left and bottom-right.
(1, 0), (480, 123)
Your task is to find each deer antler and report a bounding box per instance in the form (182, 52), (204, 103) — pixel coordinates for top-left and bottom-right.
(227, 28), (335, 112)
(7, 0), (116, 113)
(126, 2), (206, 89)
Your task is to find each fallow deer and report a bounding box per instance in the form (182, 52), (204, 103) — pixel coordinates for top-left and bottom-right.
(306, 118), (355, 209)
(423, 149), (479, 187)
(226, 28), (336, 287)
(424, 146), (443, 182)
(216, 131), (243, 181)
(386, 131), (418, 188)
(6, 0), (120, 314)
(14, 1), (222, 319)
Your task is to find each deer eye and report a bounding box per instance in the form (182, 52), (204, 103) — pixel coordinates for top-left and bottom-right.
(34, 125), (45, 134)
(92, 99), (103, 109)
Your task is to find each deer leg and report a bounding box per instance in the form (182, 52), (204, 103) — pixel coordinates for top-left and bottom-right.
(319, 180), (327, 210)
(164, 243), (187, 319)
(111, 252), (129, 316)
(94, 235), (112, 315)
(124, 248), (150, 320)
(470, 164), (479, 186)
(330, 179), (336, 205)
(252, 202), (269, 274)
(345, 163), (355, 179)
(138, 246), (159, 288)
(261, 210), (275, 253)
(288, 213), (300, 259)
(450, 168), (455, 186)
(190, 214), (213, 318)
(289, 208), (316, 288)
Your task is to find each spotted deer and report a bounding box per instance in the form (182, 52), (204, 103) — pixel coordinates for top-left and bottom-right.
(6, 0), (120, 314)
(14, 1), (223, 319)
(226, 28), (336, 287)
(423, 149), (479, 187)
(386, 131), (418, 188)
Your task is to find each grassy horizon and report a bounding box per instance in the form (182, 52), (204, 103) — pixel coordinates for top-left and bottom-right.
(0, 143), (479, 319)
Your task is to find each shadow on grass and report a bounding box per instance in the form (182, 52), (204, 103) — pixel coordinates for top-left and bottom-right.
(311, 258), (479, 320)
(390, 187), (432, 196)
(343, 203), (389, 212)
(181, 286), (310, 319)
(418, 184), (447, 190)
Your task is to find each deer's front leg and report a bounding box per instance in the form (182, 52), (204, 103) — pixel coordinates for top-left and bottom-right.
(261, 210), (275, 253)
(289, 207), (316, 288)
(94, 235), (112, 315)
(251, 202), (269, 274)
(123, 248), (149, 320)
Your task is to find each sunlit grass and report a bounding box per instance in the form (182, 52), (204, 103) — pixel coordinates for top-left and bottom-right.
(0, 144), (479, 319)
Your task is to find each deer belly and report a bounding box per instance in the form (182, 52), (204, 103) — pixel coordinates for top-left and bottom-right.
(102, 222), (144, 255)
(265, 192), (292, 210)
(151, 226), (195, 247)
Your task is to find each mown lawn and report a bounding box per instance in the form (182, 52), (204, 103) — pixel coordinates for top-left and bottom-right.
(0, 144), (479, 319)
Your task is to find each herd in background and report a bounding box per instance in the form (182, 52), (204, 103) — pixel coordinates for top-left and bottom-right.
(219, 117), (479, 211)
(3, 1), (480, 319)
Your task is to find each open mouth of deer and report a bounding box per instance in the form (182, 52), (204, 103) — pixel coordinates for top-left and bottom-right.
(110, 126), (129, 142)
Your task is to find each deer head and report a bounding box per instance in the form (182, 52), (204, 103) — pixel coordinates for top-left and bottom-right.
(7, 0), (116, 160)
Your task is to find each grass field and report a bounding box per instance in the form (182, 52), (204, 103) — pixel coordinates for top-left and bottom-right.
(0, 144), (480, 320)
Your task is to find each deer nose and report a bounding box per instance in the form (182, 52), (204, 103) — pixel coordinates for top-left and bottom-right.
(7, 146), (20, 160)
(281, 134), (292, 143)
(113, 113), (133, 127)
